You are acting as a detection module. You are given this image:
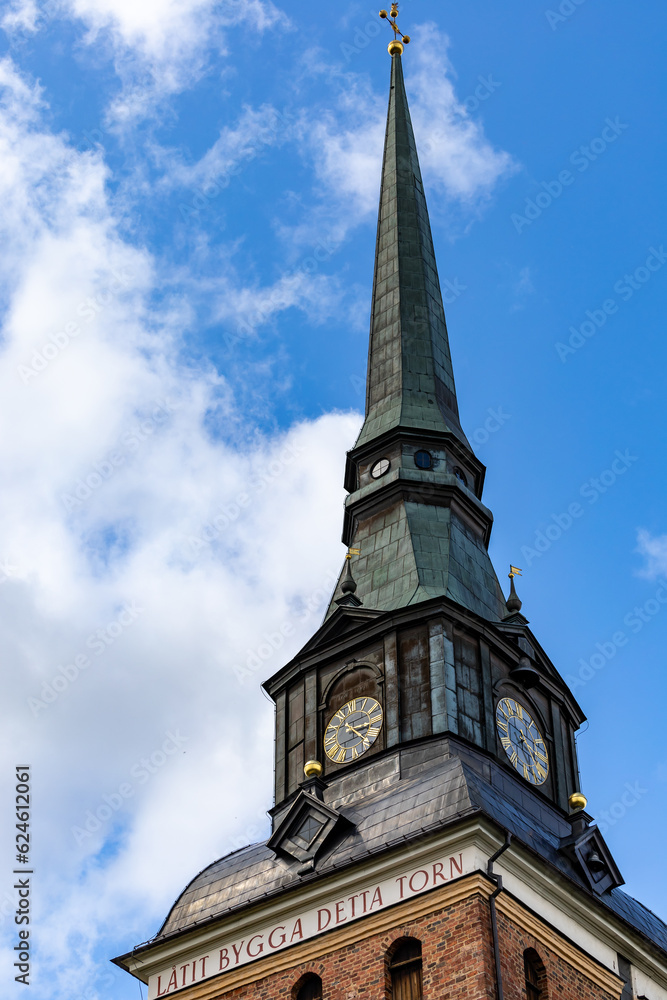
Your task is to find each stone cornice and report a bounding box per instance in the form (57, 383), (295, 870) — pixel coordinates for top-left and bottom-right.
(263, 594), (584, 727)
(495, 831), (667, 991)
(344, 426), (486, 496)
(342, 470), (493, 548)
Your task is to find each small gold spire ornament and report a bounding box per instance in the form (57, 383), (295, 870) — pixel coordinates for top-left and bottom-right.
(506, 565), (523, 614)
(346, 547), (360, 560)
(379, 3), (410, 55)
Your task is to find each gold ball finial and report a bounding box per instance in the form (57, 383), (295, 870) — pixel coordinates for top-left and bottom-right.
(569, 792), (588, 813)
(304, 760), (323, 779)
(380, 2), (409, 54)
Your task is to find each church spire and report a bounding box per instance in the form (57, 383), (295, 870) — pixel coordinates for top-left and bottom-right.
(355, 49), (469, 452)
(331, 45), (507, 623)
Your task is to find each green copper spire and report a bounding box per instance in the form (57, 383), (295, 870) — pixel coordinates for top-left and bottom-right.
(326, 50), (507, 624)
(356, 52), (469, 451)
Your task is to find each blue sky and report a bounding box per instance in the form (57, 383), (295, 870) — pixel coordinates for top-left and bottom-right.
(0, 1), (666, 997)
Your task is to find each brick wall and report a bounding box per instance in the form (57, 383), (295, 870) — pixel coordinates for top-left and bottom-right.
(497, 908), (618, 1000)
(205, 890), (618, 1000)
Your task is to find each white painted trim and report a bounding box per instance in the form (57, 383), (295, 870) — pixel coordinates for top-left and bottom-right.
(117, 819), (667, 999)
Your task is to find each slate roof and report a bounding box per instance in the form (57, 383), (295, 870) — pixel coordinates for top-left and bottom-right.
(153, 755), (667, 959)
(325, 497), (508, 623)
(356, 53), (468, 451)
(322, 53), (508, 626)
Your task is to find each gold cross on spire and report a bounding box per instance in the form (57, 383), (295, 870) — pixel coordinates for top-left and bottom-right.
(379, 4), (411, 56)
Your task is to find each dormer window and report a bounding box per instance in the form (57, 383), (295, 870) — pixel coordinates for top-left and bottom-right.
(453, 466), (467, 486)
(294, 814), (325, 849)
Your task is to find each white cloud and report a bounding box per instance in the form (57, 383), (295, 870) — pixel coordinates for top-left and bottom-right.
(285, 25), (515, 253)
(0, 54), (360, 998)
(636, 529), (667, 579)
(0, 0), (40, 34)
(212, 266), (342, 341)
(408, 23), (516, 201)
(156, 102), (290, 200)
(2, 0), (285, 123)
(289, 72), (385, 247)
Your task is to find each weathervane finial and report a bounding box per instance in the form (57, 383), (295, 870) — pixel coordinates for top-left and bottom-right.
(506, 565), (523, 614)
(379, 4), (411, 56)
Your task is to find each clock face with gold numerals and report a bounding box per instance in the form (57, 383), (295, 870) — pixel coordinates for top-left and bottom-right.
(323, 697), (383, 764)
(496, 697), (549, 786)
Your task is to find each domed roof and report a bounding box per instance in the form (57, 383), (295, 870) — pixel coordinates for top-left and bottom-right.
(150, 753), (667, 961)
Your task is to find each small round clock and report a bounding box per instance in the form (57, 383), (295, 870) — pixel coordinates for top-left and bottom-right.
(324, 697), (383, 764)
(496, 697), (549, 786)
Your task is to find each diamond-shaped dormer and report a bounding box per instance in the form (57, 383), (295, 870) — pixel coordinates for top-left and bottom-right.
(267, 783), (353, 875)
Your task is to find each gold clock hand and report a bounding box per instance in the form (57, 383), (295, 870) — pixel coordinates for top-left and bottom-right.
(519, 735), (538, 762)
(346, 723), (368, 740)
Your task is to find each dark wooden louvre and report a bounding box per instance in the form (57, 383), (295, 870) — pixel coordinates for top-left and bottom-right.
(296, 974), (322, 1000)
(398, 627), (431, 741)
(390, 939), (423, 1000)
(524, 950), (543, 998)
(287, 680), (305, 795)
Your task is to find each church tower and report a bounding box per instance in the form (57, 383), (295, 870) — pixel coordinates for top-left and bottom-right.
(114, 14), (667, 1000)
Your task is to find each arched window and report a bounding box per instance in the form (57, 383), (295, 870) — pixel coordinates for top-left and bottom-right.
(524, 949), (547, 999)
(389, 938), (422, 1000)
(294, 973), (322, 1000)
